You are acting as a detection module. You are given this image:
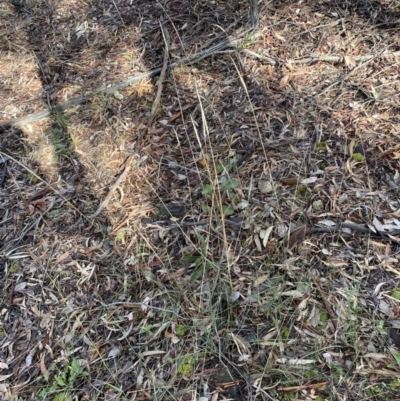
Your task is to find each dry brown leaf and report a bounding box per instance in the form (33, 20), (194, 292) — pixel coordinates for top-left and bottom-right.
(322, 259), (348, 267)
(231, 332), (251, 353)
(344, 55), (356, 69)
(278, 74), (290, 89)
(290, 68), (308, 76)
(348, 138), (356, 156)
(264, 33), (274, 45)
(40, 355), (47, 375)
(253, 274), (270, 287)
(286, 224), (308, 249)
(274, 32), (286, 41)
(281, 177), (300, 186)
(285, 61), (294, 72)
(55, 252), (70, 265)
(30, 197), (54, 214)
(82, 242), (103, 258)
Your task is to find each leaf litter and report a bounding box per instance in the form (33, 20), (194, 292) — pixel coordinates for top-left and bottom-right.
(1, 0), (400, 400)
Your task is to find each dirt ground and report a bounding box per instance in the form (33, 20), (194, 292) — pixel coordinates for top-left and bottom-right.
(2, 0), (400, 400)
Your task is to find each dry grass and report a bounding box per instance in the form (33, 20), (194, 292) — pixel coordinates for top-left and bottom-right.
(2, 0), (400, 400)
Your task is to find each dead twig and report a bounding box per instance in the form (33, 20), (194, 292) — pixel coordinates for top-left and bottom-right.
(292, 50), (400, 64)
(300, 19), (344, 35)
(89, 155), (134, 218)
(311, 221), (400, 244)
(277, 382), (329, 392)
(168, 102), (198, 123)
(242, 49), (400, 66)
(148, 17), (171, 127)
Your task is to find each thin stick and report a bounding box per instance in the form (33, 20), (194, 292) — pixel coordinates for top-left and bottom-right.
(89, 155), (134, 218)
(242, 49), (400, 66)
(292, 50), (400, 64)
(148, 17), (171, 127)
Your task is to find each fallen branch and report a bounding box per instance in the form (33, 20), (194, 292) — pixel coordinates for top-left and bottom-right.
(292, 50), (400, 64)
(0, 27), (259, 131)
(241, 48), (400, 66)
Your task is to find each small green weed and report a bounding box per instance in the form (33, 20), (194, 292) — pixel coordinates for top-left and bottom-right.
(8, 262), (19, 274)
(26, 172), (40, 183)
(315, 142), (327, 152)
(278, 391), (296, 401)
(390, 379), (400, 389)
(392, 288), (400, 300)
(201, 178), (240, 215)
(177, 355), (195, 376)
(176, 325), (187, 336)
(46, 210), (63, 219)
(49, 129), (70, 156)
(181, 232), (214, 283)
(52, 108), (68, 130)
(365, 384), (386, 400)
(295, 184), (309, 201)
(38, 358), (89, 400)
(91, 93), (109, 113)
(115, 230), (126, 243)
(237, 34), (254, 49)
(140, 325), (154, 335)
(352, 152), (365, 162)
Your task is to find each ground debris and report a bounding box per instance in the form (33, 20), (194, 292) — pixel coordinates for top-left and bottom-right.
(2, 0), (400, 400)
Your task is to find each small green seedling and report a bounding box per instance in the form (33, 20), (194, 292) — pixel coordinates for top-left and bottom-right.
(181, 233), (214, 283)
(39, 358), (89, 400)
(392, 288), (400, 300)
(352, 153), (365, 162)
(315, 142), (327, 152)
(177, 355), (195, 375)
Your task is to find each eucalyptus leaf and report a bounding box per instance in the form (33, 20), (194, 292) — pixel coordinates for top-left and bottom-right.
(221, 180), (239, 191)
(181, 256), (200, 264)
(190, 267), (204, 283)
(201, 184), (213, 195)
(222, 205), (235, 215)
